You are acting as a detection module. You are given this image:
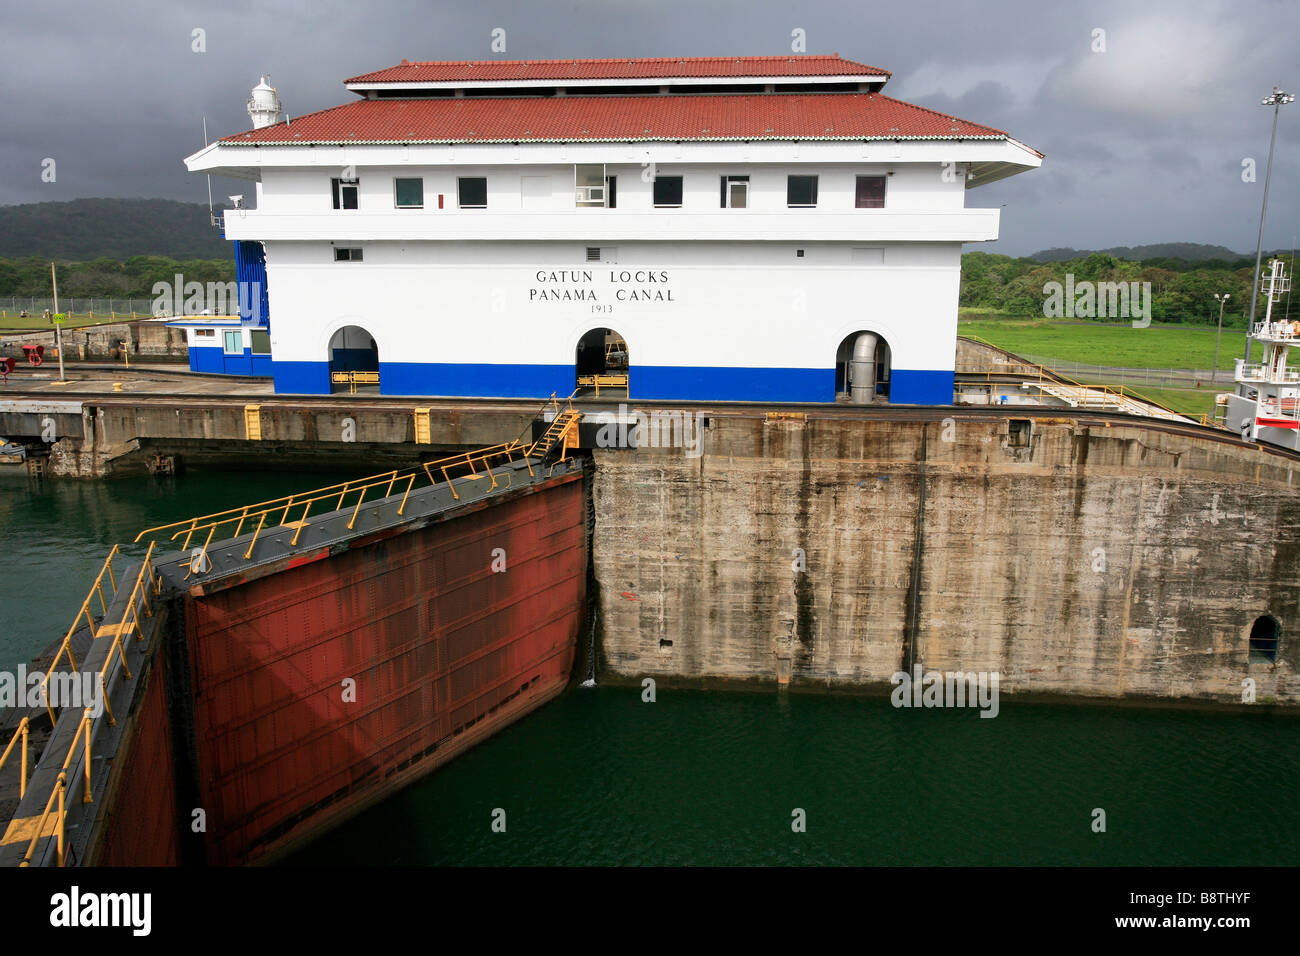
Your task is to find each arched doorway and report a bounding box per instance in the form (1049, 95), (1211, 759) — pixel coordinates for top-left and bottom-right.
(835, 331), (891, 403)
(328, 325), (379, 393)
(575, 328), (629, 395)
(1249, 615), (1280, 663)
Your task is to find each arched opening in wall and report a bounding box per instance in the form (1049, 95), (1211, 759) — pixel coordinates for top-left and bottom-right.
(835, 331), (891, 404)
(1249, 615), (1280, 663)
(328, 325), (379, 393)
(575, 328), (629, 397)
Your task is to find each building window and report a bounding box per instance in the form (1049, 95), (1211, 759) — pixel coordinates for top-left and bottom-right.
(458, 177), (487, 208)
(856, 175), (886, 208)
(331, 178), (359, 210)
(222, 330), (243, 354)
(334, 247), (363, 261)
(653, 175), (683, 208)
(787, 175), (818, 207)
(394, 177), (424, 208)
(250, 330), (271, 354)
(606, 176), (617, 209)
(194, 328), (215, 338)
(720, 175), (749, 208)
(575, 165), (606, 206)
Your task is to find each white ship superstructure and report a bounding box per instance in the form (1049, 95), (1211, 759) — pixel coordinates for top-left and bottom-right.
(1227, 258), (1298, 447)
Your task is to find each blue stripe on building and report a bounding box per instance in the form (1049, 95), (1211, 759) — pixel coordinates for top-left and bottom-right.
(269, 360), (953, 405)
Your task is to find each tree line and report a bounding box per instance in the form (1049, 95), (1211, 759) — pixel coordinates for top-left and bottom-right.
(962, 251), (1296, 326)
(0, 251), (1294, 327)
(0, 256), (234, 299)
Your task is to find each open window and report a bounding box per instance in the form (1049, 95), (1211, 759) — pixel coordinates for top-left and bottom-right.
(331, 177), (359, 210)
(720, 175), (749, 208)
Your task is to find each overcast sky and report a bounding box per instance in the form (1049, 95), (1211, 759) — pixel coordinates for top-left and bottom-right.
(2, 0), (1296, 256)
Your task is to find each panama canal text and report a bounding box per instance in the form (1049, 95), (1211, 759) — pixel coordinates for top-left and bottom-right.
(530, 269), (676, 302)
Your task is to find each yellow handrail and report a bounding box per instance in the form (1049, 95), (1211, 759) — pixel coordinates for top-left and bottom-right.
(0, 718), (30, 800)
(11, 546), (161, 866)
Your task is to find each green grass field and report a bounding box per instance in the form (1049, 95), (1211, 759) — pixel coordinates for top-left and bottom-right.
(0, 311), (153, 331)
(958, 314), (1246, 373)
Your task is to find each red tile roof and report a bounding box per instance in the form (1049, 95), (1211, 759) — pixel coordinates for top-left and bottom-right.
(346, 55), (889, 85)
(221, 93), (1009, 145)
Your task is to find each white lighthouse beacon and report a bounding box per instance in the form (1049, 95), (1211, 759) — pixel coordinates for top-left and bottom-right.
(247, 76), (283, 129)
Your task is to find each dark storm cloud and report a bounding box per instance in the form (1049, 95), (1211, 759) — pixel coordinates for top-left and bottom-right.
(1, 0), (1296, 255)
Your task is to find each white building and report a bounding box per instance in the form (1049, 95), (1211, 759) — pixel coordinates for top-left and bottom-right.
(185, 55), (1041, 403)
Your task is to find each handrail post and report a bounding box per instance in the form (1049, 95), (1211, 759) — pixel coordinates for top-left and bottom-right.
(81, 710), (93, 804)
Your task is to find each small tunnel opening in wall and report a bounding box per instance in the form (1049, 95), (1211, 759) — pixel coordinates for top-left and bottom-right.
(1008, 419), (1032, 448)
(659, 639), (673, 649)
(1249, 615), (1279, 663)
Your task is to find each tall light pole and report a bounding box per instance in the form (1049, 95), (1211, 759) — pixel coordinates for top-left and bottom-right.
(1246, 87), (1294, 363)
(1214, 292), (1230, 382)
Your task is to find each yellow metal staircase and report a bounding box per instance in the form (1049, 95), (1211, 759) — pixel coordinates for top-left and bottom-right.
(528, 391), (582, 459)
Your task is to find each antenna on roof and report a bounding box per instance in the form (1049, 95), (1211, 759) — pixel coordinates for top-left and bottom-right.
(203, 117), (220, 229)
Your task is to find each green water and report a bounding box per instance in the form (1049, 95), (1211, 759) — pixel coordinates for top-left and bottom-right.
(2, 470), (1296, 866)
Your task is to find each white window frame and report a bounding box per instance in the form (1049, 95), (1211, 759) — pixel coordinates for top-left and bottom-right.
(394, 177), (424, 209)
(222, 330), (243, 354)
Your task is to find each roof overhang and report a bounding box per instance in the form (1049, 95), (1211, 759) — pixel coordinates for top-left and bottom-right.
(345, 74), (890, 94)
(184, 142), (262, 181)
(965, 138), (1043, 188)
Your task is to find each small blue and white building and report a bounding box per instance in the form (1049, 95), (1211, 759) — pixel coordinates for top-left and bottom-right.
(184, 56), (1041, 403)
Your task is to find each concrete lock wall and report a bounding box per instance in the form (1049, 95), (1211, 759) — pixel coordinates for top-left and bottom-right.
(0, 321), (188, 364)
(590, 415), (1300, 704)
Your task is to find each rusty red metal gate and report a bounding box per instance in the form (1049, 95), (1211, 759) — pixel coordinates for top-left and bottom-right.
(182, 473), (587, 864)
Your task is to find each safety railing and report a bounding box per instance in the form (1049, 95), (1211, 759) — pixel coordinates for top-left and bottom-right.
(16, 711), (95, 866)
(576, 372), (629, 396)
(5, 547), (159, 866)
(1235, 359), (1300, 384)
(134, 465), (431, 570)
(961, 334), (1197, 423)
(330, 370), (381, 394)
(0, 719), (30, 802)
(135, 395), (584, 574)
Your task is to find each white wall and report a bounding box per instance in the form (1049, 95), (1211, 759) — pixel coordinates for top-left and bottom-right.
(263, 239), (961, 373)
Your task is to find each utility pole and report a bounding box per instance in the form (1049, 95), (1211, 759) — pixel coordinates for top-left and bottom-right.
(1246, 87), (1294, 363)
(1214, 292), (1230, 382)
(50, 261), (67, 383)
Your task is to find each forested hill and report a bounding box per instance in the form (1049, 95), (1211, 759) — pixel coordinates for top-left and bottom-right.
(0, 199), (232, 260)
(1029, 243), (1246, 263)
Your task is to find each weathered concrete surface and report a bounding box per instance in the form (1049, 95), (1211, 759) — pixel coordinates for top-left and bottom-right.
(0, 320), (187, 363)
(955, 335), (1043, 376)
(14, 398), (536, 477)
(592, 414), (1300, 704)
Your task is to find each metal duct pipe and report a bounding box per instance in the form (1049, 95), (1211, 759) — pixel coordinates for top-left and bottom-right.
(849, 332), (878, 404)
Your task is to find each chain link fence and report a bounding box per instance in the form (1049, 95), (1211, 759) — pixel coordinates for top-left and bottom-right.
(1013, 352), (1237, 388)
(1, 296), (162, 317)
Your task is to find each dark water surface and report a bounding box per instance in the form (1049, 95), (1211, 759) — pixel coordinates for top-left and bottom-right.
(2, 470), (1296, 866)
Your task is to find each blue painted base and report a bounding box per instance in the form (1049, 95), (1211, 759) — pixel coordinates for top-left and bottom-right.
(265, 359), (954, 405)
(190, 346), (272, 377)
